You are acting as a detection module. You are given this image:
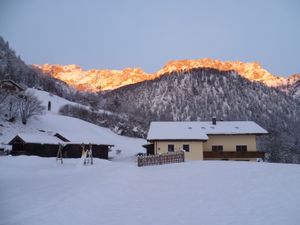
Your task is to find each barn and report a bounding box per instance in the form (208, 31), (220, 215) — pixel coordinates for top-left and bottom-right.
(8, 133), (113, 159)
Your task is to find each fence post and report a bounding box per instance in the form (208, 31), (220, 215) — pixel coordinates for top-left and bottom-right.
(137, 156), (142, 167)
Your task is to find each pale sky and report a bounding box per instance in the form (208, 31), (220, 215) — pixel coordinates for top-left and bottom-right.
(0, 0), (299, 76)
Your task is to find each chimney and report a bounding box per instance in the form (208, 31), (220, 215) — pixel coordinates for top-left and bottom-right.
(212, 116), (216, 125)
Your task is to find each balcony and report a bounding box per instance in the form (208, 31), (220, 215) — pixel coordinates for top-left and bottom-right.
(203, 151), (265, 159)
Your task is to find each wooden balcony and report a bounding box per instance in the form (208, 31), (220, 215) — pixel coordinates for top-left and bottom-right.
(203, 151), (265, 159)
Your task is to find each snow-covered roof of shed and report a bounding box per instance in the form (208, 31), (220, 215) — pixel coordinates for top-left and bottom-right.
(10, 132), (113, 146)
(23, 115), (114, 146)
(53, 131), (114, 146)
(15, 133), (63, 145)
(147, 121), (268, 140)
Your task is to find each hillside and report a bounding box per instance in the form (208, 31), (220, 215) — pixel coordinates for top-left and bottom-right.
(35, 59), (300, 97)
(0, 37), (75, 98)
(0, 88), (146, 160)
(278, 73), (300, 97)
(1, 157), (300, 225)
(97, 68), (300, 163)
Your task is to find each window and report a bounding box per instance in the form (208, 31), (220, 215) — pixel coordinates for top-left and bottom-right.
(168, 144), (174, 152)
(183, 144), (190, 152)
(212, 145), (223, 152)
(236, 145), (247, 152)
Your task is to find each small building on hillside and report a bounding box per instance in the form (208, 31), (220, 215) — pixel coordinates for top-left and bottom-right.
(8, 133), (113, 159)
(0, 80), (26, 94)
(144, 118), (268, 161)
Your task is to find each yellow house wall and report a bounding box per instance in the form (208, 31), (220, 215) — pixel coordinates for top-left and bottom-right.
(152, 135), (259, 161)
(203, 135), (258, 161)
(155, 141), (203, 160)
(203, 135), (257, 152)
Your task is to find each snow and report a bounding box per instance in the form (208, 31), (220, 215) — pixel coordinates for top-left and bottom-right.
(147, 122), (208, 140)
(11, 133), (63, 145)
(0, 156), (300, 225)
(147, 121), (268, 140)
(28, 88), (78, 114)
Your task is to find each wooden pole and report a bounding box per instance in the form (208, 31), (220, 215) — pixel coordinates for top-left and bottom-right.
(81, 143), (86, 165)
(89, 143), (93, 165)
(56, 143), (63, 164)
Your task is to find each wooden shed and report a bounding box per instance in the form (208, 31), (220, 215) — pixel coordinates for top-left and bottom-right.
(8, 133), (113, 159)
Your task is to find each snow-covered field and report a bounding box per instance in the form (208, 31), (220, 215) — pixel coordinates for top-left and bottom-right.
(0, 157), (300, 225)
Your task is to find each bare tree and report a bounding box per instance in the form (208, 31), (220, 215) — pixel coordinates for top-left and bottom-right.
(18, 91), (45, 124)
(0, 92), (19, 121)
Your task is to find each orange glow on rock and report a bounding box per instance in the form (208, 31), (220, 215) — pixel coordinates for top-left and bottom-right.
(33, 58), (285, 92)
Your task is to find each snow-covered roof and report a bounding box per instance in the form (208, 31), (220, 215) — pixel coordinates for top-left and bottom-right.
(147, 121), (268, 141)
(147, 122), (208, 141)
(13, 133), (63, 145)
(57, 133), (109, 146)
(9, 132), (114, 146)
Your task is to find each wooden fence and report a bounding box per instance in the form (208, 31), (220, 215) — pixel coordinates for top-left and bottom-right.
(137, 151), (185, 167)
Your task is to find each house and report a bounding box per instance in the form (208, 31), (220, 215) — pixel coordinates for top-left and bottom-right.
(0, 80), (26, 93)
(144, 118), (268, 161)
(8, 132), (113, 159)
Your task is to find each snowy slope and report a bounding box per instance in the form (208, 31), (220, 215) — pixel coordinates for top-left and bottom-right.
(28, 88), (77, 113)
(0, 157), (299, 225)
(0, 88), (146, 160)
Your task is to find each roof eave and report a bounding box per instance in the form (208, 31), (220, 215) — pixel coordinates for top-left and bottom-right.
(206, 132), (268, 135)
(147, 139), (208, 142)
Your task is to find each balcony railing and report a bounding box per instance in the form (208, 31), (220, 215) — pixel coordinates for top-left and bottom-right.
(203, 151), (265, 159)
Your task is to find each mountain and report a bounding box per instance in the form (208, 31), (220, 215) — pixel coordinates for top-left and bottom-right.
(281, 73), (300, 97)
(33, 64), (157, 92)
(157, 59), (286, 86)
(90, 68), (299, 163)
(35, 58), (300, 96)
